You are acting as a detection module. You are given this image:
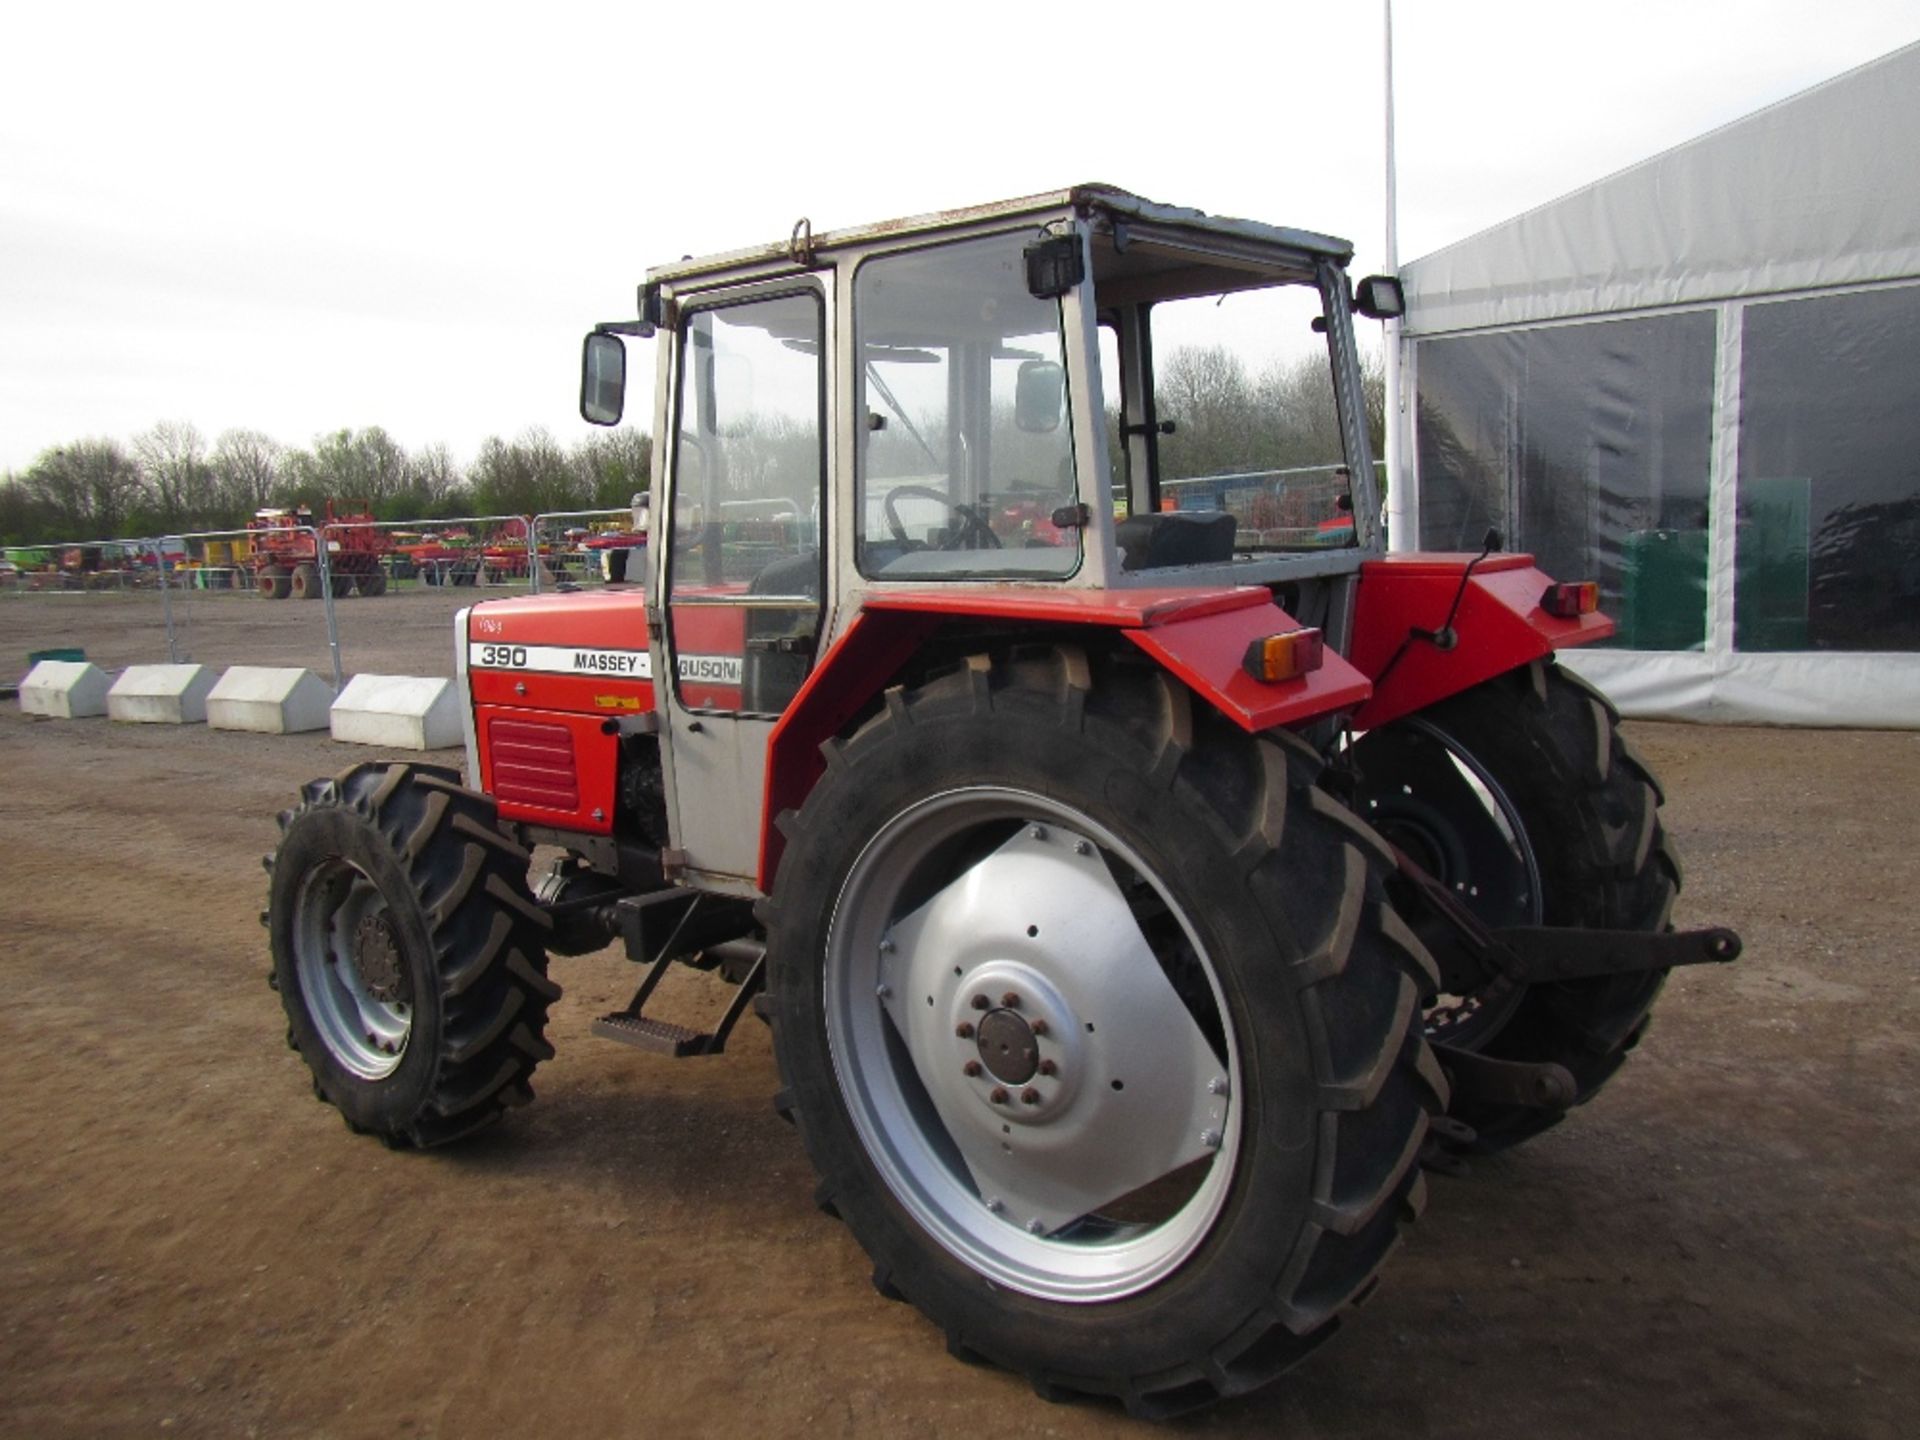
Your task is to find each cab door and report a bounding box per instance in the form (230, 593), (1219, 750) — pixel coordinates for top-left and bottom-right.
(655, 277), (830, 891)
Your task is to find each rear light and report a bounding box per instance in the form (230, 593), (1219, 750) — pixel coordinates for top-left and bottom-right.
(1541, 581), (1600, 618)
(1242, 628), (1325, 684)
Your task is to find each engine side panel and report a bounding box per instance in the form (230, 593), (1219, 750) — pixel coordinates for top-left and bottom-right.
(474, 705), (621, 834)
(464, 592), (653, 833)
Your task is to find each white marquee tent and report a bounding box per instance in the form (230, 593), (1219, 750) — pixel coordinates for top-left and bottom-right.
(1395, 41), (1920, 726)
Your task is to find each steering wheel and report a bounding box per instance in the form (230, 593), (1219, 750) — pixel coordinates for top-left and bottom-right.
(883, 484), (1002, 551)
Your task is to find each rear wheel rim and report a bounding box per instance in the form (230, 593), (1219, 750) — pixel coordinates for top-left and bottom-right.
(1354, 718), (1542, 1046)
(291, 858), (412, 1079)
(824, 787), (1241, 1303)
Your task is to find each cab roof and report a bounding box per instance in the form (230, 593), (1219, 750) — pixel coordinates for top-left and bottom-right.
(645, 185), (1356, 287)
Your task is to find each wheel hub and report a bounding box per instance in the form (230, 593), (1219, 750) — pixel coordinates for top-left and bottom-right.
(942, 960), (1086, 1125)
(351, 912), (409, 1006)
(974, 1007), (1038, 1085)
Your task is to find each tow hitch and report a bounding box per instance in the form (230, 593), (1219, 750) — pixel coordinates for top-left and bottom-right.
(1394, 847), (1742, 1114)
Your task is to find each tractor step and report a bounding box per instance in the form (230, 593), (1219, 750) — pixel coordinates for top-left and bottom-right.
(592, 1012), (711, 1057)
(592, 939), (767, 1060)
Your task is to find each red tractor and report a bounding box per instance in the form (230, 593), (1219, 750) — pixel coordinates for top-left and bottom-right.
(248, 500), (390, 598)
(265, 187), (1739, 1417)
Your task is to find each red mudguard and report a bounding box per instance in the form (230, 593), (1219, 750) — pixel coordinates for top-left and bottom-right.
(1346, 553), (1614, 731)
(758, 587), (1372, 887)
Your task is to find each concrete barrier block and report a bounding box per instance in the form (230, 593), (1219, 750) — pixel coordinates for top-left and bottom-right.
(107, 664), (218, 724)
(207, 667), (334, 734)
(330, 674), (461, 750)
(17, 660), (112, 718)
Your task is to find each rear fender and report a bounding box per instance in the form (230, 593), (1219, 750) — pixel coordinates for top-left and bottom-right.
(1348, 553), (1614, 731)
(758, 587), (1372, 889)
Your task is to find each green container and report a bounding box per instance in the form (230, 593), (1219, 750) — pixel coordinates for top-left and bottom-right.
(1735, 476), (1812, 651)
(1618, 529), (1708, 651)
(27, 647), (86, 666)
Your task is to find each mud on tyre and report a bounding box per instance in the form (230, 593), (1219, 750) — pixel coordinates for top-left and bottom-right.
(762, 646), (1445, 1417)
(267, 762), (558, 1148)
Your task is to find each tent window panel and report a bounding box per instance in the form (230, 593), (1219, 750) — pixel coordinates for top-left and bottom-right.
(1414, 313), (1716, 651)
(1736, 283), (1920, 653)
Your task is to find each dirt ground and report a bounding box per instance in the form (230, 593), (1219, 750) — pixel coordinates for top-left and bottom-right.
(1, 591), (1916, 1439)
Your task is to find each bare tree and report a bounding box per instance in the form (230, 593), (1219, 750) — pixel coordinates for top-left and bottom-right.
(471, 428), (584, 518)
(18, 440), (146, 538)
(211, 428), (283, 518)
(1156, 345), (1259, 479)
(406, 442), (467, 514)
(134, 421), (213, 528)
(573, 428), (653, 508)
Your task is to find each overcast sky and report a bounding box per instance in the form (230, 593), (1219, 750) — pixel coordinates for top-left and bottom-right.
(2, 0), (1915, 475)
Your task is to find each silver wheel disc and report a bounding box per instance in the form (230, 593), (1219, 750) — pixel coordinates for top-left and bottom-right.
(824, 788), (1241, 1303)
(292, 858), (412, 1080)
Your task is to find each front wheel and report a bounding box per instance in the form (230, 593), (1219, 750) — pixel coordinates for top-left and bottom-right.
(267, 763), (558, 1147)
(764, 648), (1443, 1417)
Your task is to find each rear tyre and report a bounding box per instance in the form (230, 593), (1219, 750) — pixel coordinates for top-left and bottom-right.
(268, 763), (558, 1147)
(290, 563), (321, 601)
(764, 647), (1443, 1417)
(357, 569), (388, 597)
(329, 573), (352, 598)
(1348, 656), (1679, 1152)
(257, 566), (291, 600)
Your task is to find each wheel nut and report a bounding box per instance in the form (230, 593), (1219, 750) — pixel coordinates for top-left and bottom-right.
(1020, 1088), (1041, 1106)
(1001, 991), (1020, 1009)
(1030, 1018), (1050, 1037)
(964, 1061), (983, 1078)
(955, 1022), (975, 1039)
(989, 1087), (1010, 1105)
(1037, 1058), (1058, 1077)
(971, 993), (991, 1011)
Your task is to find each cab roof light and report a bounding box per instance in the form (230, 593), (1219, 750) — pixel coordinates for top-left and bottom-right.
(1541, 580), (1600, 618)
(1242, 628), (1325, 685)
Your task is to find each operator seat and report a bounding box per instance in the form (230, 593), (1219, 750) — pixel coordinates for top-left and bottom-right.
(741, 549), (821, 714)
(1114, 510), (1238, 570)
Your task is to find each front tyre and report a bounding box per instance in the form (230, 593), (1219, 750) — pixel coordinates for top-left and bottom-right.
(268, 763), (558, 1147)
(765, 648), (1444, 1417)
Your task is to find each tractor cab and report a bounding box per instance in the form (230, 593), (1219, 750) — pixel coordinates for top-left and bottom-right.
(586, 184), (1399, 613)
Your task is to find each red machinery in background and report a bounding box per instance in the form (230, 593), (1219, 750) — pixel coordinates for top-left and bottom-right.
(248, 500), (391, 599)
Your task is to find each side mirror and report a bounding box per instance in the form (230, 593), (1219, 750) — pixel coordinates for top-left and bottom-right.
(581, 332), (627, 426)
(1354, 275), (1406, 320)
(1014, 359), (1065, 433)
